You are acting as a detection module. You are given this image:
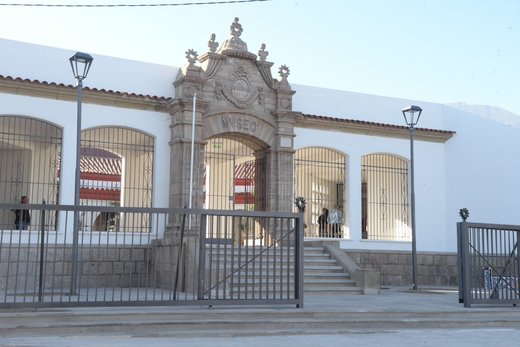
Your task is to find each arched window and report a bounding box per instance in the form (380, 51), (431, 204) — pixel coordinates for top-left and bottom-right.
(361, 153), (409, 241)
(294, 147), (346, 238)
(0, 116), (61, 229)
(80, 127), (154, 232)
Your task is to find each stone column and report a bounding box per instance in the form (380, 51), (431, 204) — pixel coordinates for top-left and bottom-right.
(349, 154), (362, 241)
(264, 148), (294, 212)
(155, 96), (207, 294)
(266, 111), (298, 212)
(168, 100), (206, 208)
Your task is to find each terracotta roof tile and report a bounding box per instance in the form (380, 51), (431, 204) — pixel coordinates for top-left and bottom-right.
(0, 74), (172, 102)
(301, 113), (455, 135)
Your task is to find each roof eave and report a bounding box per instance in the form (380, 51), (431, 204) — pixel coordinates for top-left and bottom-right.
(0, 75), (172, 112)
(297, 114), (455, 143)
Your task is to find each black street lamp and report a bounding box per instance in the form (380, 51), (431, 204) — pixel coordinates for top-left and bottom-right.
(402, 105), (422, 290)
(69, 52), (93, 295)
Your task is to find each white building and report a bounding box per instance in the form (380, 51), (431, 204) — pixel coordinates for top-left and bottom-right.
(1, 18), (519, 286)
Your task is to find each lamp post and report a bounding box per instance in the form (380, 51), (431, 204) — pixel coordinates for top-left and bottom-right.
(402, 105), (422, 291)
(69, 52), (93, 295)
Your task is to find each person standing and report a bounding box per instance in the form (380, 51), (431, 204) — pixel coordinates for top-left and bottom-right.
(13, 195), (31, 230)
(317, 207), (329, 237)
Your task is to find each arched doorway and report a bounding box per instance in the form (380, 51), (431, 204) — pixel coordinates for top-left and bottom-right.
(294, 147), (346, 238)
(203, 136), (266, 212)
(203, 136), (269, 245)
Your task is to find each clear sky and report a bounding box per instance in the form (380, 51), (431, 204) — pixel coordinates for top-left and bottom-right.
(1, 0), (519, 115)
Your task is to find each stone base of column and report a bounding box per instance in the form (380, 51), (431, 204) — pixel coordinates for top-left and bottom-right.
(154, 225), (201, 295)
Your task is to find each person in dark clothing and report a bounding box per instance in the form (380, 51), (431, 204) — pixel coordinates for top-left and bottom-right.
(317, 207), (329, 237)
(13, 195), (31, 230)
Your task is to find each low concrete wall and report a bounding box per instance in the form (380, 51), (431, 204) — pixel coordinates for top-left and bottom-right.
(346, 250), (458, 287)
(0, 245), (151, 292)
(324, 243), (380, 294)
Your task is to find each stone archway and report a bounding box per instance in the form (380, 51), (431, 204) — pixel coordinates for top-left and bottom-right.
(168, 18), (300, 215)
(159, 19), (301, 290)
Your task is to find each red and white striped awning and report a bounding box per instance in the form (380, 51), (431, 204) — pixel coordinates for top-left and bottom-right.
(235, 161), (255, 186)
(235, 161), (255, 179)
(80, 147), (122, 176)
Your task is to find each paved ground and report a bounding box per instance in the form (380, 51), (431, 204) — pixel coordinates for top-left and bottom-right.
(1, 286), (519, 346)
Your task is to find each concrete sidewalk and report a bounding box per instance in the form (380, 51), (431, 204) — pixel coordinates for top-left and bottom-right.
(1, 286), (519, 346)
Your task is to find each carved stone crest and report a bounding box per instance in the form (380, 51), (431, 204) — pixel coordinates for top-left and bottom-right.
(231, 64), (250, 101)
(214, 63), (259, 108)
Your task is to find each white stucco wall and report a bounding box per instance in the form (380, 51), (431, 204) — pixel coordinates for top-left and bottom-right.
(0, 93), (171, 209)
(293, 84), (446, 130)
(293, 85), (450, 252)
(0, 38), (177, 98)
(294, 126), (447, 253)
(443, 105), (520, 237)
(1, 39), (173, 210)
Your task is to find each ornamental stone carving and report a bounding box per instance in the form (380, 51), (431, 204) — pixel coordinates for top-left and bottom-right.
(258, 43), (268, 62)
(208, 34), (219, 53)
(169, 17), (301, 230)
(231, 64), (250, 101)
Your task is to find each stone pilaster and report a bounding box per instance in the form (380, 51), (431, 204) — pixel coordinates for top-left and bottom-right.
(164, 98), (207, 242)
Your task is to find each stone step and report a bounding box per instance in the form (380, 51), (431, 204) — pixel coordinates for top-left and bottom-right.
(303, 246), (325, 251)
(227, 277), (354, 286)
(304, 259), (337, 265)
(207, 244), (361, 294)
(304, 278), (356, 288)
(304, 278), (355, 285)
(2, 303), (520, 339)
(303, 252), (330, 257)
(303, 273), (353, 281)
(304, 265), (344, 271)
(225, 271), (349, 279)
(304, 286), (363, 294)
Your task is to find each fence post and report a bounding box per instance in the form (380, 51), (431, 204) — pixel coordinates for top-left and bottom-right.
(294, 196), (306, 308)
(198, 213), (207, 300)
(38, 200), (46, 303)
(456, 221), (464, 304)
(295, 212), (304, 308)
(460, 221), (472, 307)
(173, 210), (187, 300)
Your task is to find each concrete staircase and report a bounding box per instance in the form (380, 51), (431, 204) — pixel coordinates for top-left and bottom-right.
(304, 245), (363, 294)
(207, 244), (363, 296)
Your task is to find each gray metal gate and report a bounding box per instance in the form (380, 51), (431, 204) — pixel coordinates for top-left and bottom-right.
(457, 220), (520, 307)
(0, 203), (303, 308)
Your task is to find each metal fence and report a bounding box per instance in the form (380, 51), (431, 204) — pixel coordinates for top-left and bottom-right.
(0, 203), (303, 308)
(457, 221), (520, 307)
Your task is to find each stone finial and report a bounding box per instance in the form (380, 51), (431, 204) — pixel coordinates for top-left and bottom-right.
(294, 196), (306, 213)
(186, 49), (199, 65)
(218, 17), (256, 60)
(185, 49), (198, 65)
(208, 33), (219, 53)
(230, 17), (243, 38)
(278, 65), (290, 79)
(258, 43), (269, 62)
(459, 208), (469, 221)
